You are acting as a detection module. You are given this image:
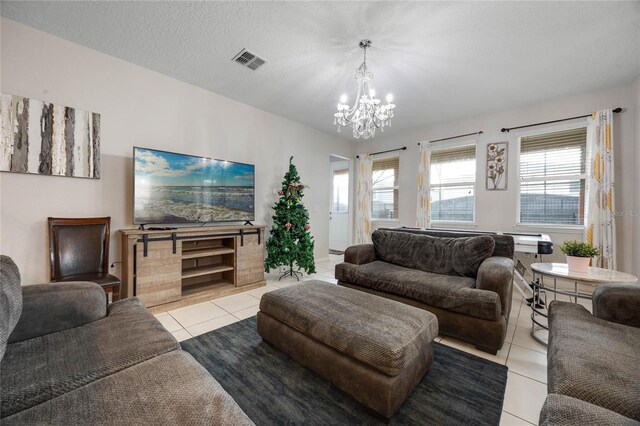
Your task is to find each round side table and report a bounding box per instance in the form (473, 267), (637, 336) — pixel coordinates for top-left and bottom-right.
(529, 263), (638, 345)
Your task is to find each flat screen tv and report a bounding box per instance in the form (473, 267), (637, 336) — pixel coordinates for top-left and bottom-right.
(133, 147), (255, 224)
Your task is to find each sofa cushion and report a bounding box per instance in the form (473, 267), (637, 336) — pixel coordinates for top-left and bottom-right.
(372, 230), (495, 278)
(380, 228), (515, 258)
(0, 298), (180, 417)
(0, 256), (22, 363)
(540, 394), (640, 426)
(548, 302), (640, 421)
(259, 281), (438, 376)
(2, 351), (254, 426)
(336, 261), (501, 321)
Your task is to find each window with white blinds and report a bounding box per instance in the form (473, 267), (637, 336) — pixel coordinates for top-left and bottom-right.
(371, 156), (399, 219)
(519, 127), (587, 225)
(429, 144), (476, 222)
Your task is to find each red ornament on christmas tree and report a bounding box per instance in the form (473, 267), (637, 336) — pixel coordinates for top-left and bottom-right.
(285, 223), (292, 230)
(304, 224), (310, 230)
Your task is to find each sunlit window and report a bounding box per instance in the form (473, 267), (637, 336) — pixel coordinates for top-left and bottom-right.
(371, 157), (399, 219)
(519, 128), (586, 225)
(332, 169), (349, 213)
(429, 144), (476, 222)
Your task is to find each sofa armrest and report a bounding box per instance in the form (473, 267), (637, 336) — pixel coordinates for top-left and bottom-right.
(475, 256), (514, 318)
(107, 296), (145, 315)
(540, 394), (637, 426)
(8, 282), (107, 343)
(344, 244), (376, 265)
(592, 284), (640, 328)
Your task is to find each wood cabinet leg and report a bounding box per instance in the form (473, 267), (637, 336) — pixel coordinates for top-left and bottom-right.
(112, 285), (121, 302)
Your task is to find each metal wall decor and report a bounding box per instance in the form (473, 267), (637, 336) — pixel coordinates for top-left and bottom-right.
(486, 142), (507, 190)
(0, 93), (101, 179)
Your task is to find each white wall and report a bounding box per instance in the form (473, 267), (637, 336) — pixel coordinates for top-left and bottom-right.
(0, 18), (353, 284)
(364, 83), (638, 274)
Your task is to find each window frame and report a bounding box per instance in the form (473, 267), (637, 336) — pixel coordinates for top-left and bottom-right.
(428, 139), (478, 225)
(515, 123), (588, 230)
(370, 154), (400, 222)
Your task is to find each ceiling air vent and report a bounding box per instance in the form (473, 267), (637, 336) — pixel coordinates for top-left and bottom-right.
(232, 49), (267, 71)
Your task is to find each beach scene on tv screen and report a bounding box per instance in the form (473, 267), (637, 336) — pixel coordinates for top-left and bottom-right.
(134, 148), (255, 223)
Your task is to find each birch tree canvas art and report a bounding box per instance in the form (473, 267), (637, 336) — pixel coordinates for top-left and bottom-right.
(0, 93), (100, 179)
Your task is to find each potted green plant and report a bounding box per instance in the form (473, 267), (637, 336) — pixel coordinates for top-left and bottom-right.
(559, 240), (600, 272)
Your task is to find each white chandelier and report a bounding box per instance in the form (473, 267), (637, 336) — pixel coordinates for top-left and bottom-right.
(334, 39), (396, 140)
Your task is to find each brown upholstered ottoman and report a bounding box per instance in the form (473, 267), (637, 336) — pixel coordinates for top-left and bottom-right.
(257, 280), (438, 419)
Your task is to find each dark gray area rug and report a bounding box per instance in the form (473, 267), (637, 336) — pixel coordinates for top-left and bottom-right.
(181, 316), (507, 426)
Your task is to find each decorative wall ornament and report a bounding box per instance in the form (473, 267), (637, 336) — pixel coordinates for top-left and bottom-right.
(486, 142), (507, 190)
(0, 93), (100, 179)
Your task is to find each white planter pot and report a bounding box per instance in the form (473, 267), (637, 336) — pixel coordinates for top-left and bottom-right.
(566, 256), (591, 273)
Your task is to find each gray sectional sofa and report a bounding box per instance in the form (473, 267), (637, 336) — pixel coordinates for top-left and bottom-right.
(0, 255), (253, 425)
(335, 229), (515, 354)
(540, 284), (640, 425)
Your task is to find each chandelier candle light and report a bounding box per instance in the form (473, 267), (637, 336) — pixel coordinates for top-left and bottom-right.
(334, 40), (396, 139)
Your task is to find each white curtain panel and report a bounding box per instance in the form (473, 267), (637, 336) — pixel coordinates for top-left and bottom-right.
(355, 154), (373, 244)
(584, 109), (616, 269)
(416, 142), (432, 228)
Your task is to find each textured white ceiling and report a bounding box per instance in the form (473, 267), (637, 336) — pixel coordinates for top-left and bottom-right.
(2, 1), (639, 140)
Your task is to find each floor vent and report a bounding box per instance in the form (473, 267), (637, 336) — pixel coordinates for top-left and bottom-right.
(232, 49), (267, 71)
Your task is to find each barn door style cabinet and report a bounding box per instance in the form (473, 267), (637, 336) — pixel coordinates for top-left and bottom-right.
(120, 225), (265, 313)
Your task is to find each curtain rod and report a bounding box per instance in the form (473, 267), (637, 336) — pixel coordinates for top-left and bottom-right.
(356, 146), (407, 159)
(501, 107), (623, 133)
(417, 131), (483, 145)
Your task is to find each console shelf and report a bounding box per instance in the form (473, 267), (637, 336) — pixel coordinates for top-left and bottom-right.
(182, 264), (235, 279)
(182, 247), (235, 259)
(120, 225), (265, 312)
(181, 280), (234, 298)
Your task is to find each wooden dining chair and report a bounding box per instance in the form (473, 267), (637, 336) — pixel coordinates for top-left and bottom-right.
(48, 217), (121, 302)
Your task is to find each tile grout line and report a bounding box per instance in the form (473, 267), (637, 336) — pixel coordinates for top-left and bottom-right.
(167, 311), (191, 329)
(504, 298), (522, 365)
(172, 328), (193, 338)
(168, 309), (234, 330)
(509, 341), (547, 355)
(509, 370), (547, 386)
(502, 410), (536, 425)
(183, 315), (241, 336)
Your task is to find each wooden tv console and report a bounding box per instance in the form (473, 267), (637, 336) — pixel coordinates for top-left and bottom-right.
(120, 225), (265, 313)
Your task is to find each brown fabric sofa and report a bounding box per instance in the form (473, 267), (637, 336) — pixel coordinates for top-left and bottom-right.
(335, 229), (515, 354)
(539, 284), (640, 425)
(0, 255), (254, 425)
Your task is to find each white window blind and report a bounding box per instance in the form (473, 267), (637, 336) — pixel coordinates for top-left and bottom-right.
(371, 156), (399, 219)
(519, 127), (586, 225)
(430, 144), (476, 222)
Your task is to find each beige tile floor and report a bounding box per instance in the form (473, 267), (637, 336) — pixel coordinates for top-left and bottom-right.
(155, 254), (577, 425)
